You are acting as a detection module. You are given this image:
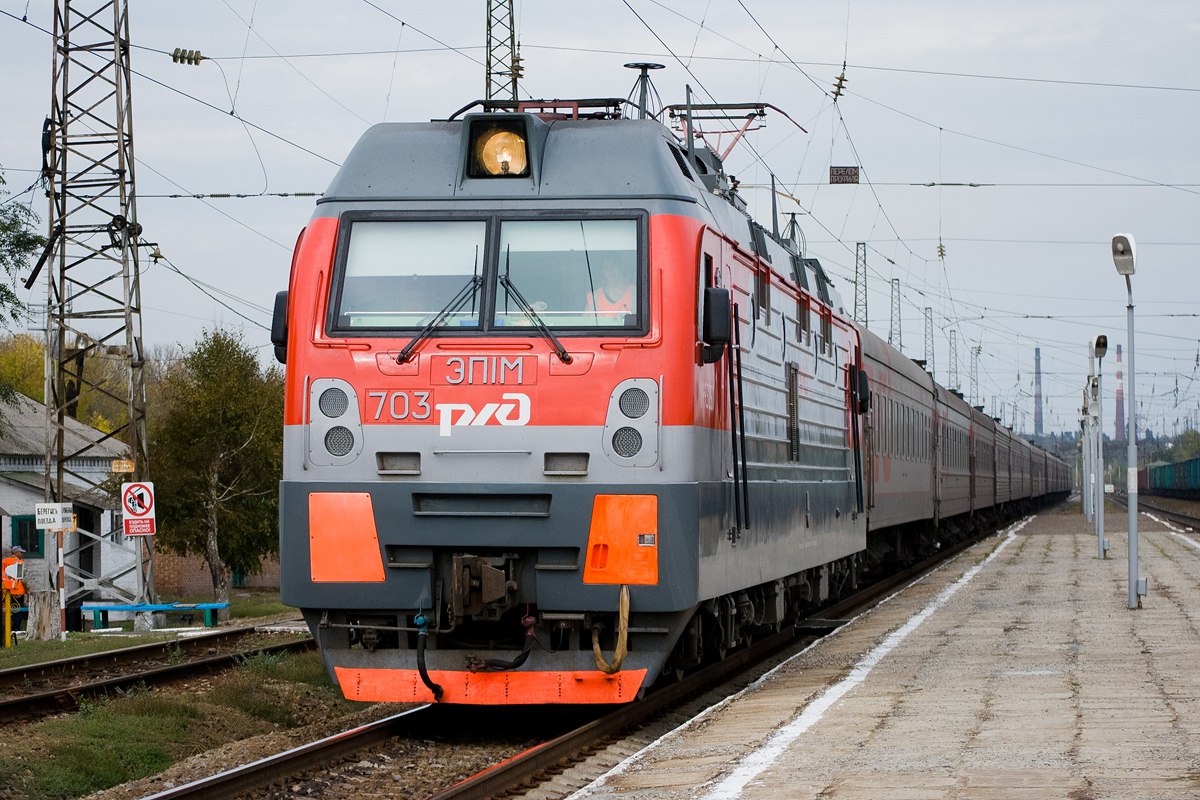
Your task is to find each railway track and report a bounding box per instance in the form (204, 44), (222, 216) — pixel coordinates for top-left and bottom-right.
(0, 624), (314, 721)
(1112, 494), (1200, 530)
(141, 519), (1009, 800)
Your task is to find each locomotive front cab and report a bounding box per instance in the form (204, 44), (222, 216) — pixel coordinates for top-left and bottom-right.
(277, 109), (726, 704)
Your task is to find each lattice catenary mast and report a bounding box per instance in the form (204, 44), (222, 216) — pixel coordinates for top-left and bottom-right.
(38, 0), (153, 629)
(853, 242), (867, 327)
(485, 0), (522, 101)
(888, 278), (901, 350)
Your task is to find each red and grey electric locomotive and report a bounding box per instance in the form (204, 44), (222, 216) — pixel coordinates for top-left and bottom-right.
(273, 73), (1068, 705)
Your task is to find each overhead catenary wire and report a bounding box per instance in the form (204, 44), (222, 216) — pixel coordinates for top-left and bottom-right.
(5, 6), (1194, 428)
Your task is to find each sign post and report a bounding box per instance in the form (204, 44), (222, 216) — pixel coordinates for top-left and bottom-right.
(35, 502), (74, 641)
(121, 482), (157, 536)
(121, 483), (157, 628)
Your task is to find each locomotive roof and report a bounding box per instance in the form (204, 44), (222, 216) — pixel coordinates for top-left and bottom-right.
(318, 112), (846, 315)
(320, 117), (701, 205)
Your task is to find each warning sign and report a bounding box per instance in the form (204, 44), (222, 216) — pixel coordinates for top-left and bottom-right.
(35, 503), (73, 530)
(121, 481), (157, 536)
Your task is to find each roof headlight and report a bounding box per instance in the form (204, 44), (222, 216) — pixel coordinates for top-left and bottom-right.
(470, 121), (529, 177)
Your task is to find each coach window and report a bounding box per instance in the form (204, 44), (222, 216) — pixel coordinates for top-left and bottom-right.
(494, 219), (640, 329)
(333, 220), (486, 330)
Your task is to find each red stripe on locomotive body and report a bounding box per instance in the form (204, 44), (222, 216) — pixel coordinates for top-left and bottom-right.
(284, 213), (709, 431)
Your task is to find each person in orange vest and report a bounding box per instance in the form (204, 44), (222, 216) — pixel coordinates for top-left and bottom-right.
(3, 545), (26, 638)
(586, 253), (636, 316)
(2, 545), (25, 597)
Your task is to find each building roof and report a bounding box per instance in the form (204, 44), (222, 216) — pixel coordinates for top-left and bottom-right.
(0, 393), (128, 460)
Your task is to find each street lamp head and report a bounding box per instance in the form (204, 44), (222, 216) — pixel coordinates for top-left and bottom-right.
(1095, 334), (1108, 359)
(1112, 234), (1136, 276)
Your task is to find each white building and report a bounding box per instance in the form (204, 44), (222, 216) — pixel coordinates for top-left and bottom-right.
(0, 393), (133, 624)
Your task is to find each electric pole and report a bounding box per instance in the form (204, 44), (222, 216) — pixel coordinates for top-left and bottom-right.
(949, 330), (959, 392)
(39, 0), (153, 632)
(485, 0), (522, 101)
(888, 277), (901, 350)
(854, 242), (867, 327)
(924, 307), (934, 377)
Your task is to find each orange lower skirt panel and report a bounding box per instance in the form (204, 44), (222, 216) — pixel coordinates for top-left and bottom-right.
(335, 666), (649, 704)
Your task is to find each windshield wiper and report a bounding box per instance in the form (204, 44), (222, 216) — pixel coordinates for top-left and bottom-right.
(396, 275), (482, 364)
(498, 274), (573, 364)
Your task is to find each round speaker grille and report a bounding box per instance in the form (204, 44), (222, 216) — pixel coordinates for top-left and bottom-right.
(612, 427), (643, 458)
(318, 387), (349, 418)
(618, 387), (650, 419)
(325, 426), (355, 456)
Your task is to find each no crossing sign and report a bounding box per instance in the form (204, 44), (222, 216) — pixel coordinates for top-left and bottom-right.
(121, 481), (157, 536)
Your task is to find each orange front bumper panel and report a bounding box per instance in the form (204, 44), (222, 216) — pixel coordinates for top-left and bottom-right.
(335, 666), (648, 704)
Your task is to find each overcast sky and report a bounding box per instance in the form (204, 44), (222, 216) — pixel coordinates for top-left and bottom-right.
(1, 0), (1197, 437)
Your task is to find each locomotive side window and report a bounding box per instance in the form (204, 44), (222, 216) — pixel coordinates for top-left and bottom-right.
(755, 266), (771, 324)
(335, 220), (486, 329)
(493, 219), (640, 329)
(796, 295), (811, 344)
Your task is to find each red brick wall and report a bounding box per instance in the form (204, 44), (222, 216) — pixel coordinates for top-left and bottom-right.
(153, 549), (280, 598)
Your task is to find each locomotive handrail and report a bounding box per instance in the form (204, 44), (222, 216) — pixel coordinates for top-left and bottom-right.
(445, 97), (628, 120)
(726, 302), (751, 543)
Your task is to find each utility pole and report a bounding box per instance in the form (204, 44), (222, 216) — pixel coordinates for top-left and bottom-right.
(485, 0), (522, 102)
(970, 345), (980, 406)
(888, 277), (901, 350)
(924, 307), (934, 378)
(39, 0), (153, 633)
(854, 242), (867, 327)
(949, 330), (959, 392)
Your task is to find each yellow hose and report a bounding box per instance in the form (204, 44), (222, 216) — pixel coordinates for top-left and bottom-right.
(592, 584), (630, 674)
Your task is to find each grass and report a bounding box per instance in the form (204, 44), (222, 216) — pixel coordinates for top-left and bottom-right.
(167, 587), (293, 620)
(0, 589), (298, 670)
(227, 589), (292, 620)
(0, 650), (356, 800)
(0, 632), (177, 670)
(0, 689), (201, 800)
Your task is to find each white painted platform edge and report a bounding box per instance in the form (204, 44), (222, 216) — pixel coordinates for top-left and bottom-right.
(566, 516), (1034, 800)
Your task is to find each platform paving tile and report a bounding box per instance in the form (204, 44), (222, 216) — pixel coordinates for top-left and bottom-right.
(568, 508), (1200, 799)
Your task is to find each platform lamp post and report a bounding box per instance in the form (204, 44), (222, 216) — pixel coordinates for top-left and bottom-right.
(1089, 345), (1099, 525)
(1112, 234), (1145, 608)
(1094, 334), (1107, 559)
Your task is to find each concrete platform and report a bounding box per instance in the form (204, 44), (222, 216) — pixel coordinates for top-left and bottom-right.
(568, 507), (1200, 799)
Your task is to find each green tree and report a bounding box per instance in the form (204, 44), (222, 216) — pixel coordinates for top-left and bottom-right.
(1173, 429), (1200, 462)
(0, 169), (43, 413)
(0, 332), (142, 432)
(0, 332), (45, 401)
(148, 329), (283, 608)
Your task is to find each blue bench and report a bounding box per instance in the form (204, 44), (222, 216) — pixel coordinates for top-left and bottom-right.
(81, 602), (230, 629)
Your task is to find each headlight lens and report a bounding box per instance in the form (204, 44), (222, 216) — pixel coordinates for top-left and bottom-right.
(325, 426), (355, 457)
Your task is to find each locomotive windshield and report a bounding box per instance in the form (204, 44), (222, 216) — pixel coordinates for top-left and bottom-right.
(335, 220), (486, 329)
(330, 216), (642, 333)
(494, 219), (638, 329)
